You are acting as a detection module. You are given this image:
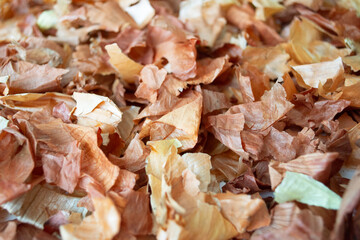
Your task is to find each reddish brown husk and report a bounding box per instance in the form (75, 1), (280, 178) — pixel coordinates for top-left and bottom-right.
(0, 0), (360, 239)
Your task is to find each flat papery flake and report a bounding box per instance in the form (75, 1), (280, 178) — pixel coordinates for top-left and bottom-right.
(1, 0), (360, 239)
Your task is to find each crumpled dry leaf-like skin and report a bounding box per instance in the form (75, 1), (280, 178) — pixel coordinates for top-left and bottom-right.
(116, 106), (140, 142)
(208, 112), (246, 157)
(331, 168), (360, 240)
(0, 180), (32, 207)
(136, 88), (193, 121)
(0, 221), (16, 239)
(0, 127), (34, 205)
(157, 202), (237, 240)
(269, 152), (339, 189)
(156, 191), (237, 240)
(162, 75), (188, 97)
(343, 55), (360, 72)
(182, 200), (238, 240)
(182, 168), (202, 196)
(0, 60), (68, 94)
(335, 1), (360, 18)
(2, 221), (59, 240)
(155, 38), (198, 81)
(0, 127), (34, 184)
(286, 18), (350, 65)
(253, 161), (272, 186)
(284, 0), (322, 11)
(21, 37), (68, 66)
(52, 101), (72, 123)
(146, 139), (183, 179)
(251, 0), (284, 21)
(339, 76), (360, 108)
(117, 189), (153, 236)
(262, 127), (296, 162)
(239, 130), (266, 160)
(202, 89), (231, 115)
(148, 15), (197, 79)
(242, 45), (290, 79)
(148, 14), (187, 45)
(187, 56), (230, 85)
(104, 135), (128, 162)
(211, 150), (247, 182)
(215, 191), (271, 233)
(292, 127), (319, 156)
(146, 139), (186, 225)
(147, 138), (267, 239)
(346, 123), (360, 168)
(234, 68), (255, 103)
(71, 92), (122, 134)
(0, 92), (75, 113)
(146, 140), (207, 231)
(72, 45), (114, 75)
(15, 109), (120, 193)
(282, 72), (298, 100)
(287, 96), (350, 128)
(110, 134), (149, 173)
(43, 211), (76, 235)
(58, 5), (87, 26)
(8, 40), (63, 68)
(78, 175), (107, 202)
(100, 27), (149, 62)
(292, 57), (344, 90)
(332, 9), (360, 41)
(179, 0), (226, 47)
(62, 72), (113, 97)
(147, 174), (165, 227)
(0, 16), (23, 42)
(150, 91), (202, 151)
(31, 118), (82, 193)
(156, 219), (186, 240)
(232, 64), (270, 103)
(182, 153), (212, 192)
(337, 112), (358, 130)
(269, 202), (301, 229)
(2, 184), (87, 229)
(135, 64), (167, 103)
(307, 205), (337, 232)
(295, 5), (340, 36)
(3, 1), (360, 239)
(65, 124), (120, 192)
(222, 168), (261, 194)
(60, 197), (120, 240)
(110, 169), (138, 193)
(113, 231), (137, 240)
(226, 5), (283, 46)
(228, 83), (294, 131)
(166, 170), (200, 216)
(324, 127), (352, 164)
(85, 1), (135, 32)
(52, 22), (95, 47)
(244, 64), (271, 100)
(252, 202), (326, 240)
(105, 43), (144, 84)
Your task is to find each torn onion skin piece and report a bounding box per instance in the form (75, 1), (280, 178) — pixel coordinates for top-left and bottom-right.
(0, 0), (360, 239)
